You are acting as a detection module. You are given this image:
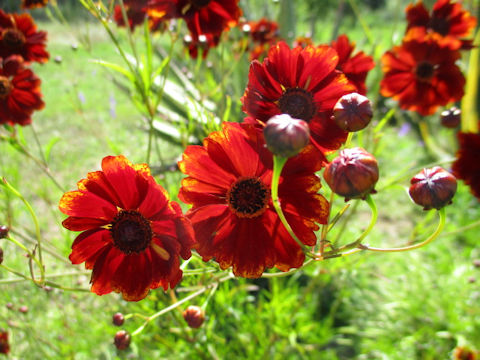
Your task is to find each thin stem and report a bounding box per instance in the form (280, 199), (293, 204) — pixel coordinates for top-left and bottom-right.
(5, 235), (44, 281)
(321, 194), (377, 259)
(271, 156), (315, 258)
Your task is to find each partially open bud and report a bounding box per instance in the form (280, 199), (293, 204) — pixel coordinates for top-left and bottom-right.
(332, 93), (373, 132)
(409, 167), (457, 210)
(183, 305), (205, 329)
(114, 330), (131, 350)
(263, 114), (310, 158)
(323, 147), (379, 200)
(440, 106), (461, 128)
(112, 312), (124, 326)
(0, 226), (8, 239)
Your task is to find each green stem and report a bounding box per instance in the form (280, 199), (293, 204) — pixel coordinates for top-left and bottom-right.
(322, 194), (377, 259)
(271, 156), (315, 258)
(5, 235), (44, 282)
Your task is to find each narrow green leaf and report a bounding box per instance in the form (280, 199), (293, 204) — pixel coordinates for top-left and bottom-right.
(90, 59), (135, 82)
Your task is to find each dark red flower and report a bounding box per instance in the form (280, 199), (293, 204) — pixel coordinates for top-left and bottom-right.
(380, 31), (465, 116)
(0, 331), (9, 354)
(183, 33), (219, 59)
(113, 1), (148, 30)
(452, 132), (480, 201)
(147, 0), (241, 40)
(406, 0), (477, 50)
(330, 34), (375, 95)
(0, 56), (44, 126)
(293, 36), (313, 48)
(0, 10), (49, 63)
(243, 18), (280, 61)
(178, 122), (329, 278)
(59, 155), (195, 301)
(22, 0), (48, 9)
(242, 41), (355, 163)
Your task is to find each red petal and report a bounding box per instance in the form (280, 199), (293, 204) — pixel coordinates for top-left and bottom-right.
(59, 190), (117, 220)
(110, 252), (153, 301)
(69, 229), (111, 265)
(90, 246), (124, 296)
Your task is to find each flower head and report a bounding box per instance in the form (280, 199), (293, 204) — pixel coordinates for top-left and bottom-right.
(243, 18), (279, 60)
(406, 0), (477, 50)
(0, 56), (44, 126)
(452, 132), (480, 201)
(113, 0), (148, 30)
(178, 122), (329, 278)
(330, 34), (375, 95)
(22, 0), (48, 9)
(242, 41), (355, 163)
(380, 32), (465, 116)
(409, 166), (457, 210)
(0, 9), (49, 63)
(59, 155), (195, 301)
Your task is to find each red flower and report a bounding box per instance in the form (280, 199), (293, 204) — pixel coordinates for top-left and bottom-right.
(22, 0), (48, 9)
(147, 0), (241, 39)
(113, 1), (148, 30)
(0, 331), (9, 354)
(380, 32), (465, 116)
(183, 33), (219, 58)
(178, 122), (329, 278)
(59, 155), (195, 301)
(330, 34), (375, 95)
(0, 56), (44, 126)
(406, 0), (477, 50)
(452, 132), (480, 201)
(243, 18), (279, 61)
(242, 41), (355, 163)
(293, 36), (313, 48)
(0, 10), (49, 63)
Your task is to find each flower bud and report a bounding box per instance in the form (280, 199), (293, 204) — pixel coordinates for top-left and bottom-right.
(114, 330), (131, 350)
(323, 147), (379, 200)
(440, 106), (461, 128)
(332, 93), (373, 132)
(0, 247), (3, 265)
(409, 167), (457, 210)
(112, 312), (124, 326)
(0, 331), (9, 354)
(0, 226), (9, 239)
(18, 305), (28, 314)
(453, 346), (477, 360)
(263, 114), (310, 158)
(183, 305), (205, 329)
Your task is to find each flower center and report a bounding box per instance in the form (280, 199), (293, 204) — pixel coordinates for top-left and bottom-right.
(226, 176), (270, 218)
(415, 61), (435, 81)
(190, 0), (211, 8)
(2, 29), (26, 50)
(278, 87), (316, 122)
(0, 76), (12, 100)
(110, 210), (152, 254)
(429, 17), (450, 36)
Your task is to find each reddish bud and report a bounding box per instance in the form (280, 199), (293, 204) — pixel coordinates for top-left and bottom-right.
(112, 312), (125, 326)
(440, 107), (461, 128)
(473, 259), (480, 268)
(183, 305), (205, 329)
(18, 305), (28, 314)
(332, 93), (373, 132)
(409, 167), (457, 210)
(0, 247), (3, 265)
(0, 331), (9, 354)
(114, 330), (131, 350)
(263, 114), (310, 158)
(323, 148), (379, 200)
(5, 303), (13, 310)
(0, 226), (9, 239)
(453, 346), (477, 360)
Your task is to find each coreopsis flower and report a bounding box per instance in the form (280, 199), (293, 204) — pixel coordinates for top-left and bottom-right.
(183, 33), (219, 58)
(380, 31), (465, 116)
(0, 331), (9, 354)
(0, 56), (44, 126)
(59, 155), (195, 301)
(293, 36), (313, 48)
(453, 346), (478, 360)
(0, 9), (49, 63)
(406, 0), (477, 50)
(242, 41), (355, 163)
(243, 18), (279, 60)
(409, 167), (457, 210)
(113, 0), (148, 30)
(178, 122), (329, 278)
(22, 0), (48, 9)
(147, 0), (241, 41)
(330, 34), (375, 95)
(452, 132), (480, 200)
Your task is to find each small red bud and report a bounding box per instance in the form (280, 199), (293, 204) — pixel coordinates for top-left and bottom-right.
(453, 346), (478, 360)
(323, 148), (379, 200)
(409, 167), (457, 210)
(183, 305), (205, 329)
(440, 107), (461, 128)
(0, 247), (3, 264)
(0, 331), (9, 354)
(263, 114), (310, 158)
(5, 303), (13, 310)
(473, 259), (480, 268)
(332, 93), (373, 132)
(0, 225), (9, 239)
(114, 330), (131, 350)
(18, 305), (28, 314)
(112, 312), (125, 326)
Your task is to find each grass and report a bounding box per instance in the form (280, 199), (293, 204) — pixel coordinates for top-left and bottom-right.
(0, 0), (479, 359)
